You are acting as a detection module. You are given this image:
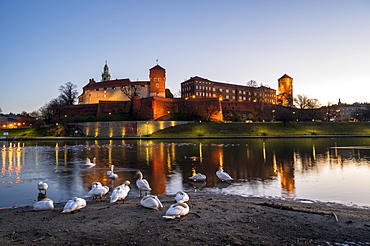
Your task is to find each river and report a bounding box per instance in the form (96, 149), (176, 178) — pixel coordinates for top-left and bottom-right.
(1, 137), (370, 208)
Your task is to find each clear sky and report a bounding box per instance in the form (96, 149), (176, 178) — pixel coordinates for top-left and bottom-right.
(1, 0), (369, 114)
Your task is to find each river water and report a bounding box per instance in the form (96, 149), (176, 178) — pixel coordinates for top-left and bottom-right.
(1, 137), (370, 208)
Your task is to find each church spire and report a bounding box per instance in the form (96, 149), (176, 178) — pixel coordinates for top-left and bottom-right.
(101, 60), (111, 81)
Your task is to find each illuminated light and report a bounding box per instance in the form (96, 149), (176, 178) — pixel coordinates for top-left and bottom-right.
(192, 95), (195, 98)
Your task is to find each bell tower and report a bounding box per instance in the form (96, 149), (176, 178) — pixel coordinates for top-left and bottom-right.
(277, 74), (293, 107)
(101, 60), (111, 81)
(149, 64), (166, 97)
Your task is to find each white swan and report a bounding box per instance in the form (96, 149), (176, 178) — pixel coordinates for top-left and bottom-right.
(85, 157), (96, 166)
(85, 182), (109, 200)
(163, 202), (189, 219)
(37, 181), (48, 194)
(33, 198), (54, 211)
(188, 173), (206, 182)
(107, 165), (118, 179)
(62, 197), (86, 213)
(136, 171), (151, 197)
(216, 167), (234, 181)
(140, 195), (163, 210)
(110, 180), (130, 203)
(175, 191), (189, 203)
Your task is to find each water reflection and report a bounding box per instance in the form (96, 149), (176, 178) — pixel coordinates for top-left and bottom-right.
(1, 138), (370, 208)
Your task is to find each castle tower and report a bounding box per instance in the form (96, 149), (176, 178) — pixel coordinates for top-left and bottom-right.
(101, 60), (111, 81)
(149, 64), (166, 97)
(277, 74), (293, 107)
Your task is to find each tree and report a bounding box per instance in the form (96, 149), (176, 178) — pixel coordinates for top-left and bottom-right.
(165, 88), (174, 98)
(59, 82), (78, 105)
(246, 80), (258, 87)
(121, 85), (141, 115)
(39, 98), (64, 123)
(121, 85), (141, 100)
(294, 94), (321, 109)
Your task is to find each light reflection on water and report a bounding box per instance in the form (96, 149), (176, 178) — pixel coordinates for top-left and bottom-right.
(1, 138), (370, 208)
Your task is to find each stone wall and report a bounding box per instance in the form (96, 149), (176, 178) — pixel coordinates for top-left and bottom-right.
(74, 121), (192, 137)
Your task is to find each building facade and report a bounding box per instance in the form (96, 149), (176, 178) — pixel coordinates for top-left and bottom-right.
(78, 63), (166, 105)
(180, 76), (276, 104)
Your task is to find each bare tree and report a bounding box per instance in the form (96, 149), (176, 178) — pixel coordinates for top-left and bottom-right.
(202, 100), (221, 121)
(246, 80), (258, 87)
(121, 85), (141, 115)
(39, 98), (64, 122)
(59, 82), (79, 105)
(121, 85), (141, 100)
(294, 94), (321, 109)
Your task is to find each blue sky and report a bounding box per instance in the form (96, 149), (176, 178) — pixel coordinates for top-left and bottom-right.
(1, 0), (369, 114)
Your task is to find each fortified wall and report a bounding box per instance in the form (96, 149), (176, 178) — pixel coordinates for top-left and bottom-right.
(74, 121), (192, 137)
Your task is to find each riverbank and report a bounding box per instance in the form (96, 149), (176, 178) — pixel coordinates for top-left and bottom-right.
(2, 122), (370, 139)
(1, 193), (369, 245)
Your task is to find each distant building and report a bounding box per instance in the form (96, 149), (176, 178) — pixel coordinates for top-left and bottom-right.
(180, 76), (276, 104)
(332, 99), (370, 122)
(277, 74), (293, 107)
(78, 62), (166, 104)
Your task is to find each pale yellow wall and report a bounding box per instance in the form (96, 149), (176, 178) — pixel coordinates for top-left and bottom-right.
(80, 86), (150, 104)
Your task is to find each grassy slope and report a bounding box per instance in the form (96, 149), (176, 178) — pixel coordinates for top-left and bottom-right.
(1, 122), (370, 137)
(150, 122), (370, 137)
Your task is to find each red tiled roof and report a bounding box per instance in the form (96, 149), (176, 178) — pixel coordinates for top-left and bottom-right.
(83, 78), (149, 89)
(279, 74), (292, 79)
(150, 64), (165, 70)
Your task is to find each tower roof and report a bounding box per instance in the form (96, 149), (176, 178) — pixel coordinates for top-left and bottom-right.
(279, 74), (292, 79)
(150, 64), (165, 70)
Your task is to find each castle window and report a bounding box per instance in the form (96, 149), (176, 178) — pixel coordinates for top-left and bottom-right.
(156, 84), (159, 87)
(226, 89), (229, 93)
(154, 78), (157, 81)
(158, 78), (161, 81)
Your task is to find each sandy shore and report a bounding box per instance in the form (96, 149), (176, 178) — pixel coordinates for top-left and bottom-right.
(0, 193), (370, 245)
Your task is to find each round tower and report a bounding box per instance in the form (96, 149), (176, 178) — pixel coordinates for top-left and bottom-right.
(149, 64), (166, 97)
(277, 74), (293, 107)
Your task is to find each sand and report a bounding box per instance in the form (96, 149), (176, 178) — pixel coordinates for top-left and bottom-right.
(0, 193), (370, 245)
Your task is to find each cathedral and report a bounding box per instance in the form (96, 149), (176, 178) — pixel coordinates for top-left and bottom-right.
(78, 62), (166, 104)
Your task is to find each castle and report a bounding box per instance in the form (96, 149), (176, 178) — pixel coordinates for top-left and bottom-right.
(61, 62), (293, 122)
(78, 61), (166, 104)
